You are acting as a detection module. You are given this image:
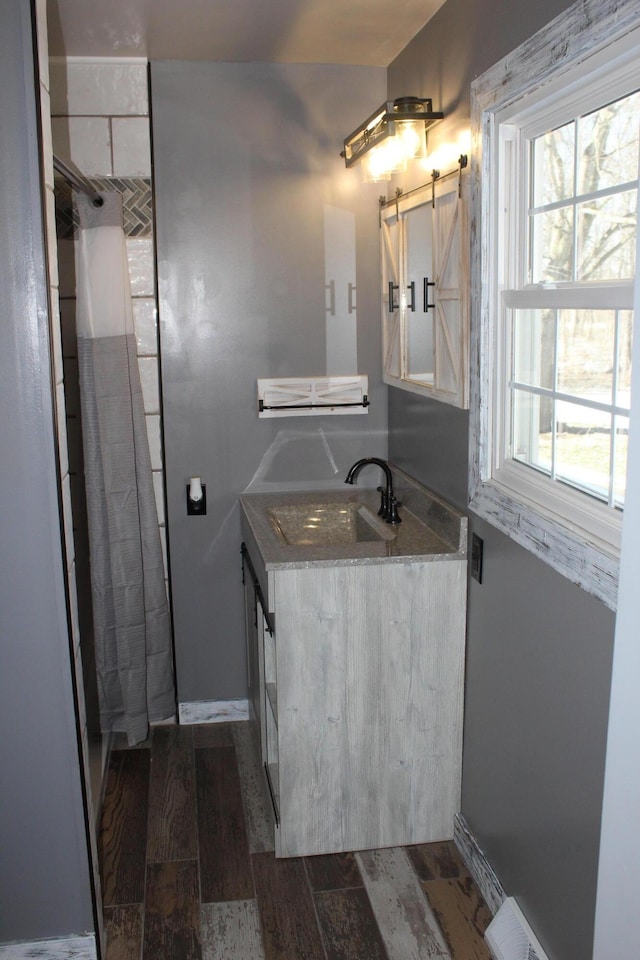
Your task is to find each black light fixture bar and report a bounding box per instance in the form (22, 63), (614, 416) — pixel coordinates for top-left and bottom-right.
(341, 97), (444, 168)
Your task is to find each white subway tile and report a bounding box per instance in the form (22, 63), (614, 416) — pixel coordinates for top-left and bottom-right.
(126, 238), (155, 296)
(138, 357), (160, 413)
(146, 415), (162, 470)
(112, 118), (151, 177)
(132, 298), (158, 355)
(51, 116), (71, 161)
(51, 116), (112, 177)
(50, 60), (149, 117)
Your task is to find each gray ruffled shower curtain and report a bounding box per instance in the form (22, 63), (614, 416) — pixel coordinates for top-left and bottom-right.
(76, 193), (175, 745)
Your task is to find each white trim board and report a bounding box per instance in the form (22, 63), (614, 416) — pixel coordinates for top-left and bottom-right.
(0, 935), (96, 959)
(453, 813), (506, 916)
(178, 699), (249, 724)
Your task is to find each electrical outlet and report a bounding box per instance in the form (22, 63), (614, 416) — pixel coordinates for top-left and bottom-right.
(471, 532), (483, 583)
(186, 483), (207, 515)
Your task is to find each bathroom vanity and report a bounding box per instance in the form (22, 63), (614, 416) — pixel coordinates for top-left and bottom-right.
(240, 467), (467, 858)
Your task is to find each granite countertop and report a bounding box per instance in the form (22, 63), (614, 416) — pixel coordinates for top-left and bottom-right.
(240, 467), (468, 570)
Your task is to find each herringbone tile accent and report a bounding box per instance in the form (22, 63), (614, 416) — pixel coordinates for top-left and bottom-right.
(55, 176), (153, 238)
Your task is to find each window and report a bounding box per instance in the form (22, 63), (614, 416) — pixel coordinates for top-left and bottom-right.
(470, 1), (640, 609)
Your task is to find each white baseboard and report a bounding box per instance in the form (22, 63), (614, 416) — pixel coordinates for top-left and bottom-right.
(178, 699), (249, 724)
(0, 935), (96, 959)
(454, 813), (506, 915)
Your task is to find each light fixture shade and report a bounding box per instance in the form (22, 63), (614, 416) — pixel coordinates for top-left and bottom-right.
(342, 97), (443, 178)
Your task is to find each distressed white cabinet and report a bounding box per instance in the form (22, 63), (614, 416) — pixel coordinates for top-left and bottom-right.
(240, 486), (467, 858)
(381, 175), (469, 408)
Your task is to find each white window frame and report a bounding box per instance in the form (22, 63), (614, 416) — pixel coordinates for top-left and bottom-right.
(469, 0), (640, 611)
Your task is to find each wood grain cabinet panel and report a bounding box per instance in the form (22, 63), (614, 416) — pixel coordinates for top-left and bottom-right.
(241, 528), (467, 858)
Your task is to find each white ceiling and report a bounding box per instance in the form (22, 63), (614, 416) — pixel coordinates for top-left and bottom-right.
(47, 0), (445, 67)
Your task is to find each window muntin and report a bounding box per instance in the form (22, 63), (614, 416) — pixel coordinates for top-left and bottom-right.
(500, 87), (639, 519)
(529, 90), (640, 286)
(508, 305), (632, 509)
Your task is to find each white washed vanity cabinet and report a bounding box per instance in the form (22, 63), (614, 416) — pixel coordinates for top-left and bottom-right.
(240, 470), (467, 858)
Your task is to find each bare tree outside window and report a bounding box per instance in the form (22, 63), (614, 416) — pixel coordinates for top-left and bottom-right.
(510, 89), (639, 507)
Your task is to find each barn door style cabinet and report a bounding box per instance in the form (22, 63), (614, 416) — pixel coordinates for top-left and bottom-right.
(381, 174), (469, 408)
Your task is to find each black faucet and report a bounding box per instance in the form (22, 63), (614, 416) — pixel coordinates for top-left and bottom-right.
(344, 457), (401, 524)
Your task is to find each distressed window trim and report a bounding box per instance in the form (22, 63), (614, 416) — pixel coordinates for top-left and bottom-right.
(469, 0), (640, 611)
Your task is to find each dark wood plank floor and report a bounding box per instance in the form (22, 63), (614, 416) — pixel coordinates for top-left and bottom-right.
(100, 722), (492, 960)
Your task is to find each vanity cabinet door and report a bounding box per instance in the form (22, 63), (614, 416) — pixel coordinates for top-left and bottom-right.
(272, 560), (466, 858)
(241, 542), (280, 827)
(242, 549), (264, 758)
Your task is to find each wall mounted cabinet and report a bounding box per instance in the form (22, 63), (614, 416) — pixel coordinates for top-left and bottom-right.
(381, 175), (469, 408)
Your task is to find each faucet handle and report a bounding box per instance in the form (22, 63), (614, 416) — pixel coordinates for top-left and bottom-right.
(386, 496), (402, 525)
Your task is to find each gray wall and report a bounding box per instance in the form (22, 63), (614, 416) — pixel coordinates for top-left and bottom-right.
(388, 2), (615, 959)
(0, 0), (94, 943)
(151, 62), (387, 703)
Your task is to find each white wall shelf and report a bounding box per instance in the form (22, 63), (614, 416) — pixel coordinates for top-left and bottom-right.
(257, 375), (368, 417)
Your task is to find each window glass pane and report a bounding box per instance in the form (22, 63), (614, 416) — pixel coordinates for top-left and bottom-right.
(578, 91), (640, 194)
(512, 387), (553, 473)
(555, 403), (611, 500)
(557, 309), (614, 401)
(617, 310), (633, 408)
(513, 308), (555, 388)
(531, 206), (574, 282)
(533, 121), (575, 206)
(576, 189), (637, 280)
(503, 79), (636, 529)
(614, 415), (629, 506)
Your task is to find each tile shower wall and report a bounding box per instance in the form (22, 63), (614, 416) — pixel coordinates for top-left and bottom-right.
(50, 59), (168, 593)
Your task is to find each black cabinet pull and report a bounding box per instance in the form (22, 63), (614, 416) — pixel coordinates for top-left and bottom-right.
(423, 277), (435, 312)
(348, 282), (356, 314)
(388, 281), (399, 312)
(407, 281), (416, 312)
(241, 543), (274, 636)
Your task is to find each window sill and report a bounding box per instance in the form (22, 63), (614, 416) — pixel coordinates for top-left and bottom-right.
(469, 476), (619, 610)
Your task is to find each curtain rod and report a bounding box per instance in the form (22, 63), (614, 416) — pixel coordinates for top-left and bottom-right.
(52, 154), (104, 207)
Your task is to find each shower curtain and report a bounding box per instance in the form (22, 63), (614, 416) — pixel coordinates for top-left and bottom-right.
(76, 193), (175, 745)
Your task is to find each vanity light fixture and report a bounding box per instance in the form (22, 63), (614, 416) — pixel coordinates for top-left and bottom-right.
(341, 97), (444, 182)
